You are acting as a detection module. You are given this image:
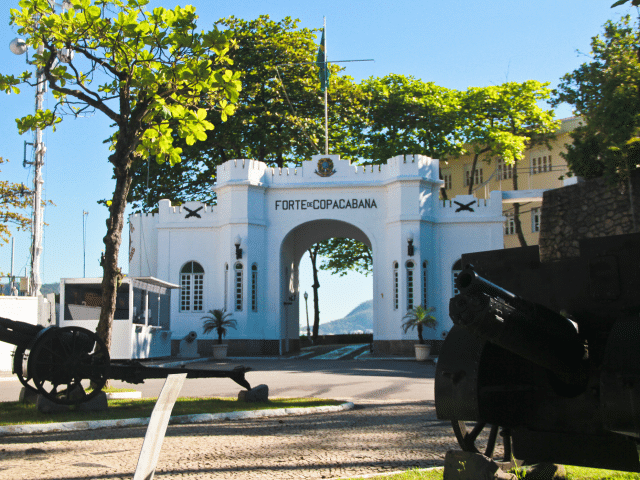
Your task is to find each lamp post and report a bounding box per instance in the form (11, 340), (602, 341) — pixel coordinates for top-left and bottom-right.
(9, 1), (73, 296)
(10, 38), (44, 296)
(303, 291), (311, 338)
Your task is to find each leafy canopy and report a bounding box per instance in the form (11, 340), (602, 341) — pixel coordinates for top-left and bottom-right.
(3, 0), (241, 168)
(552, 15), (640, 182)
(0, 158), (31, 250)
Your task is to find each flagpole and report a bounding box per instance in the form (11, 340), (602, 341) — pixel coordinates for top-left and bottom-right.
(323, 17), (328, 155)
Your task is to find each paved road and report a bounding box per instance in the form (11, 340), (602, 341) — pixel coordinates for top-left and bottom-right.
(0, 401), (463, 480)
(0, 358), (436, 403)
(0, 356), (450, 480)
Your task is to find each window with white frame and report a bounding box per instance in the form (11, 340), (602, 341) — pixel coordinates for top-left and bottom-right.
(504, 212), (516, 235)
(422, 261), (428, 308)
(531, 155), (552, 174)
(224, 263), (229, 311)
(441, 170), (452, 190)
(452, 259), (462, 297)
(406, 261), (415, 311)
(180, 261), (204, 312)
(234, 262), (243, 311)
(531, 207), (541, 233)
(464, 165), (483, 187)
(496, 159), (513, 180)
(393, 262), (399, 310)
(251, 264), (258, 312)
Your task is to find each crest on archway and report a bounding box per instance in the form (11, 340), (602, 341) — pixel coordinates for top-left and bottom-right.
(315, 157), (336, 177)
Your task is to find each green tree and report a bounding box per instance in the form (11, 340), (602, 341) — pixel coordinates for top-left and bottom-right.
(552, 16), (640, 183)
(317, 238), (372, 277)
(0, 157), (31, 251)
(128, 15), (367, 211)
(306, 237), (371, 342)
(360, 74), (464, 163)
(359, 74), (464, 200)
(1, 0), (240, 353)
(462, 81), (559, 246)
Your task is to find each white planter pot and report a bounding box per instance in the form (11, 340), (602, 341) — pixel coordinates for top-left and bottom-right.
(414, 344), (431, 361)
(213, 344), (228, 360)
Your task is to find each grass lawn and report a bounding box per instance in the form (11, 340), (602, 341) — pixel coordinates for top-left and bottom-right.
(337, 465), (640, 480)
(0, 396), (342, 426)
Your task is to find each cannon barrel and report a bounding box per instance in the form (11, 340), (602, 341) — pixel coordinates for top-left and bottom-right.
(0, 316), (44, 348)
(450, 267), (587, 386)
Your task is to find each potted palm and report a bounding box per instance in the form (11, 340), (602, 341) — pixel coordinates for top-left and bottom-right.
(402, 305), (437, 361)
(202, 309), (237, 359)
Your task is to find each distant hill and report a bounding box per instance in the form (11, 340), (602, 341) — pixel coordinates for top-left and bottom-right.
(302, 299), (373, 335)
(40, 283), (60, 296)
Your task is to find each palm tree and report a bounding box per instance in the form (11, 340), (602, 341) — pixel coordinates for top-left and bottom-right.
(202, 309), (237, 344)
(402, 306), (436, 345)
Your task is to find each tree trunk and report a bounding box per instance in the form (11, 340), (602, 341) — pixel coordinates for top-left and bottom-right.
(96, 153), (133, 358)
(467, 152), (480, 194)
(309, 245), (321, 342)
(439, 170), (448, 201)
(512, 163), (528, 247)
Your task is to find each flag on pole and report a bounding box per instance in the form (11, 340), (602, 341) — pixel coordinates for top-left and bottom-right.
(316, 28), (329, 92)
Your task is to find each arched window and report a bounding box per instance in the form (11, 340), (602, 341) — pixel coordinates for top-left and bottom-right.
(180, 261), (204, 312)
(224, 263), (229, 311)
(393, 261), (399, 310)
(251, 264), (258, 312)
(422, 260), (428, 307)
(406, 260), (415, 311)
(452, 259), (462, 296)
(235, 262), (243, 311)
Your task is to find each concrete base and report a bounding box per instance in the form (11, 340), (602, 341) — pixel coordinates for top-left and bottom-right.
(19, 387), (39, 405)
(443, 450), (516, 480)
(238, 384), (269, 403)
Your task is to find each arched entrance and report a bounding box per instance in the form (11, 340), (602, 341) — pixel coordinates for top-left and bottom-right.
(129, 153), (506, 357)
(279, 219), (374, 354)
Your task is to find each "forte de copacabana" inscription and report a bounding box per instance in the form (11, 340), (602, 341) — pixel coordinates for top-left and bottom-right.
(275, 198), (378, 211)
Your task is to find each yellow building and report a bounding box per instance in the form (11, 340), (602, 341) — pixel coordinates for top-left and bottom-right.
(440, 116), (581, 248)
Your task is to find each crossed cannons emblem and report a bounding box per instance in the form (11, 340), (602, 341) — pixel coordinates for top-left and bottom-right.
(184, 206), (203, 219)
(454, 200), (476, 213)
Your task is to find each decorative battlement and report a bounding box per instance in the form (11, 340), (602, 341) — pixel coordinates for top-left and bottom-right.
(215, 154), (442, 188)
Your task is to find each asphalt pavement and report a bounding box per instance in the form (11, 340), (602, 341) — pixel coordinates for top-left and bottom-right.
(0, 350), (436, 403)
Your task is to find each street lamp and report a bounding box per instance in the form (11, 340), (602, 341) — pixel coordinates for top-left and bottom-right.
(303, 291), (311, 338)
(9, 1), (73, 296)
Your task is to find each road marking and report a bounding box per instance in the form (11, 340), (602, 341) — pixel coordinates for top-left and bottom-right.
(314, 344), (369, 360)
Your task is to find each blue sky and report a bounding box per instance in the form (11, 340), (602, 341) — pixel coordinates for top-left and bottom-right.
(0, 0), (633, 323)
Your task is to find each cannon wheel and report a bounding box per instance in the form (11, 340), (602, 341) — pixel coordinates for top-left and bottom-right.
(12, 345), (38, 395)
(29, 326), (110, 405)
(451, 421), (513, 462)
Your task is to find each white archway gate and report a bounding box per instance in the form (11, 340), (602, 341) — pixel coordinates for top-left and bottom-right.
(130, 154), (505, 356)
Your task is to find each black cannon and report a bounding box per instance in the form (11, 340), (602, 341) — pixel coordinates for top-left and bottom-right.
(1, 317), (251, 405)
(435, 232), (640, 472)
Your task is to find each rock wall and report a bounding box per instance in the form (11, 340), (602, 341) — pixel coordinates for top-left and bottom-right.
(539, 171), (640, 262)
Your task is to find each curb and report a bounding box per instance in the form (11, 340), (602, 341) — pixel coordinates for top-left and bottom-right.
(334, 466), (444, 479)
(0, 401), (355, 437)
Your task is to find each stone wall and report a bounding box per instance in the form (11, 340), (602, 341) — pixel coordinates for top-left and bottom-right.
(539, 171), (640, 262)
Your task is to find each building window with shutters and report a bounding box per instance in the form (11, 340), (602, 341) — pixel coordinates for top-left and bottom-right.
(393, 262), (399, 310)
(496, 159), (513, 180)
(531, 207), (541, 232)
(504, 212), (515, 235)
(251, 264), (258, 312)
(406, 260), (415, 311)
(531, 155), (552, 174)
(180, 261), (204, 312)
(224, 263), (229, 311)
(235, 263), (243, 311)
(422, 261), (428, 307)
